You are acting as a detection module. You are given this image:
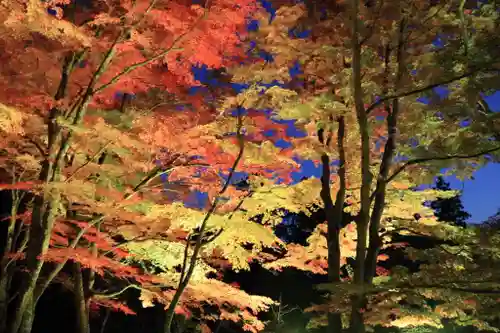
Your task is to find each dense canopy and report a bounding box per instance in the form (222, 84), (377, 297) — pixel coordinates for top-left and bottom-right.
(0, 1), (499, 333)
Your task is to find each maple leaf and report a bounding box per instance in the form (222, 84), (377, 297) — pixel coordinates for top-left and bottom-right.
(90, 298), (136, 315)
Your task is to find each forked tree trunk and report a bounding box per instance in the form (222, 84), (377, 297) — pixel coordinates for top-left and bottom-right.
(0, 187), (28, 332)
(348, 0), (408, 331)
(10, 29), (119, 332)
(10, 189), (60, 333)
(320, 116), (346, 333)
(349, 0), (371, 332)
(364, 19), (405, 284)
(8, 49), (79, 333)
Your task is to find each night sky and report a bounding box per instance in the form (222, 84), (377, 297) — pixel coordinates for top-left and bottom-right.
(187, 0), (500, 224)
(255, 2), (500, 223)
(291, 91), (500, 224)
(445, 90), (500, 223)
(188, 67), (500, 224)
(447, 163), (500, 223)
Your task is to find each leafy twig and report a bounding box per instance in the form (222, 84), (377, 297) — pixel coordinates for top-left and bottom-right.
(33, 164), (181, 301)
(163, 107), (245, 333)
(365, 65), (499, 115)
(93, 2), (210, 94)
(65, 141), (112, 182)
(93, 284), (143, 299)
(385, 144), (500, 184)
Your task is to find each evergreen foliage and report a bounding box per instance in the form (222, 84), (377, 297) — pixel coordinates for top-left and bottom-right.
(430, 176), (471, 227)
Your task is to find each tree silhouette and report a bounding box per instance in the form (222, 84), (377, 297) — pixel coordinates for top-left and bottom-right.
(430, 176), (471, 227)
(483, 208), (500, 229)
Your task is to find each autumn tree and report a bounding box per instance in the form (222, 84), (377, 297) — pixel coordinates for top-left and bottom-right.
(220, 0), (500, 332)
(0, 1), (308, 333)
(1, 1), (500, 333)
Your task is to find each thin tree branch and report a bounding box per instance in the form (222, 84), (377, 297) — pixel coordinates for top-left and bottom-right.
(65, 141), (112, 182)
(365, 66), (499, 115)
(94, 4), (210, 94)
(178, 240), (191, 284)
(25, 138), (47, 156)
(359, 0), (384, 46)
(100, 309), (110, 333)
(93, 284), (143, 299)
(227, 190), (253, 219)
(385, 145), (500, 184)
(365, 17), (406, 284)
(372, 281), (500, 296)
(163, 107), (245, 333)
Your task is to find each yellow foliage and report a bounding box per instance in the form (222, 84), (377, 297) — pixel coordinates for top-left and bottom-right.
(119, 201), (279, 270)
(14, 154), (41, 173)
(0, 103), (24, 135)
(125, 240), (216, 284)
(389, 314), (443, 328)
(1, 0), (91, 47)
(46, 179), (97, 204)
(242, 177), (322, 220)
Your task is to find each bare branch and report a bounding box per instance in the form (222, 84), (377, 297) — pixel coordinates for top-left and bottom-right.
(371, 280), (500, 296)
(25, 138), (47, 156)
(359, 0), (385, 46)
(93, 284), (144, 299)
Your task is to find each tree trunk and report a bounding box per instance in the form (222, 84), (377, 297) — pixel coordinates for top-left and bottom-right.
(0, 271), (10, 333)
(9, 191), (59, 333)
(74, 262), (90, 333)
(348, 297), (365, 333)
(17, 302), (35, 333)
(320, 116), (346, 333)
(7, 49), (79, 333)
(0, 186), (28, 333)
(364, 19), (405, 283)
(349, 0), (370, 332)
(0, 202), (18, 332)
(164, 113), (244, 333)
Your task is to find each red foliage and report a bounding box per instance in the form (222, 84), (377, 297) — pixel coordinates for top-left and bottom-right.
(41, 247), (139, 278)
(0, 181), (40, 191)
(375, 266), (390, 276)
(90, 298), (136, 315)
(0, 211), (32, 225)
(0, 0), (301, 328)
(377, 254), (389, 262)
(0, 0), (258, 111)
(174, 305), (193, 319)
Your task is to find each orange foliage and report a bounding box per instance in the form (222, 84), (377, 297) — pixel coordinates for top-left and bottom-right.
(0, 0), (289, 326)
